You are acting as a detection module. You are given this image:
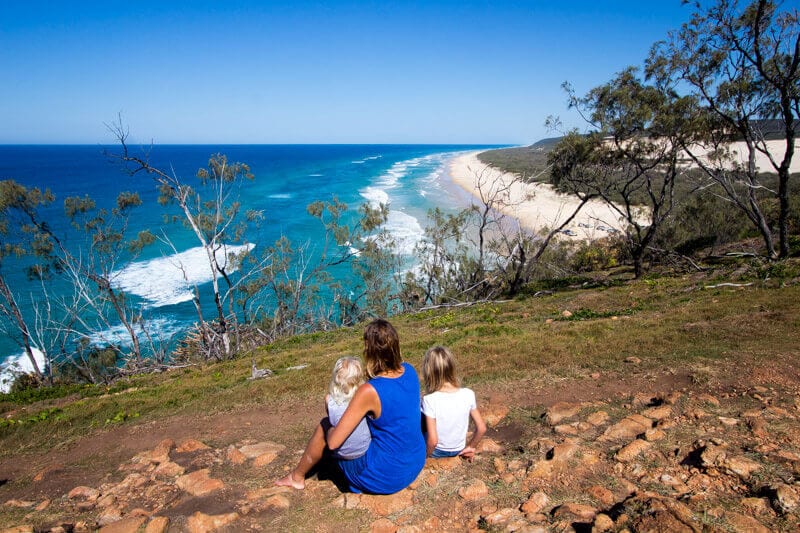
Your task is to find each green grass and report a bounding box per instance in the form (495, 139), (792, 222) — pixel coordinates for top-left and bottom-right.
(2, 275), (800, 458)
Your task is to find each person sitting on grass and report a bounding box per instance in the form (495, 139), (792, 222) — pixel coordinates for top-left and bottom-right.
(421, 345), (486, 460)
(276, 319), (426, 494)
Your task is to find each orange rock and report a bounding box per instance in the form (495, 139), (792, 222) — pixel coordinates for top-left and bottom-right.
(252, 451), (279, 467)
(616, 439), (651, 462)
(369, 518), (397, 533)
(723, 511), (771, 533)
(482, 404), (509, 427)
(586, 411), (609, 426)
(153, 461), (185, 478)
(476, 438), (503, 454)
(98, 516), (147, 533)
(32, 464), (63, 482)
(545, 402), (583, 425)
(186, 511), (239, 533)
(458, 479), (488, 501)
(587, 485), (616, 506)
(143, 517), (170, 533)
(520, 491), (549, 515)
(358, 490), (414, 516)
(553, 502), (597, 522)
(175, 469), (224, 496)
(598, 415), (652, 442)
(226, 445), (247, 465)
(67, 486), (100, 502)
(175, 439), (210, 453)
(238, 441), (285, 459)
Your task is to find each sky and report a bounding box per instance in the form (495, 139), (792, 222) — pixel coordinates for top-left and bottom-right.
(1, 1), (700, 145)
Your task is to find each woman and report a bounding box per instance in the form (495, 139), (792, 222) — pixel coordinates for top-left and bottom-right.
(276, 319), (426, 494)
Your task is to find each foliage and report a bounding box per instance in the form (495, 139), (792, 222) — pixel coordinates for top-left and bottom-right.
(647, 0), (800, 258)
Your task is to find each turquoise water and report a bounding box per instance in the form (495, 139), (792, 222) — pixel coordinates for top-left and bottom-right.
(0, 144), (502, 380)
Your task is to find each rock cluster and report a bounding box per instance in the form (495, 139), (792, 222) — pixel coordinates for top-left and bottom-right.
(3, 388), (800, 531)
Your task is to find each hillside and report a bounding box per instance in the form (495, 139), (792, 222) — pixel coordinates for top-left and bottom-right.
(1, 264), (800, 531)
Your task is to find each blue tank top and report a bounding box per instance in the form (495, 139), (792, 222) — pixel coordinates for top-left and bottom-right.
(339, 362), (426, 494)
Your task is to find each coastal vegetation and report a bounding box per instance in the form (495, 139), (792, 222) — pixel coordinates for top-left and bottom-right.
(0, 0), (797, 396)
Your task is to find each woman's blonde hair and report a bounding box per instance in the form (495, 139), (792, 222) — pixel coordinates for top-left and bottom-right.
(363, 319), (403, 378)
(422, 345), (459, 393)
(329, 356), (366, 405)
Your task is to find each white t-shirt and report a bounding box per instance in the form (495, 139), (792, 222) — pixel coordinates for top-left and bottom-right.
(421, 387), (476, 452)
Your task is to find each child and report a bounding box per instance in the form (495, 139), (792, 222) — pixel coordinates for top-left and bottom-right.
(326, 356), (372, 460)
(421, 346), (486, 460)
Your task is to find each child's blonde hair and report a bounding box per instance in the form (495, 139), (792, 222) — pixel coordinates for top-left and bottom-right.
(422, 346), (460, 394)
(329, 356), (366, 405)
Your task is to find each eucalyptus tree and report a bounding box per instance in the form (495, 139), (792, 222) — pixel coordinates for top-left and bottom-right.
(0, 180), (54, 378)
(647, 0), (799, 258)
(112, 127), (257, 360)
(549, 69), (697, 277)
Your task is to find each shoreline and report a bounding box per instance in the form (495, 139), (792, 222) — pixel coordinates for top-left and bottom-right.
(446, 151), (630, 240)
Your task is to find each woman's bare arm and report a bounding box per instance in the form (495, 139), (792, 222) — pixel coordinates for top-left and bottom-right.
(326, 382), (380, 450)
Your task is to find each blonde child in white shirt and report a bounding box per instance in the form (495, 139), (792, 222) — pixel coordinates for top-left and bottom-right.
(421, 346), (486, 460)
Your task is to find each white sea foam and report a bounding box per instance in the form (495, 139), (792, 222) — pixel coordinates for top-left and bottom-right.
(268, 193), (293, 199)
(308, 173), (323, 177)
(0, 348), (46, 393)
(360, 186), (390, 206)
(385, 210), (423, 255)
(112, 244), (254, 308)
(85, 317), (185, 348)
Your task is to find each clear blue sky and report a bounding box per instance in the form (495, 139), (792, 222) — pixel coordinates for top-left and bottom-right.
(1, 1), (696, 144)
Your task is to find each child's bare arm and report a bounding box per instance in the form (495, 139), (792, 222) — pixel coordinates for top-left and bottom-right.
(459, 408), (487, 461)
(467, 408), (486, 448)
(424, 415), (438, 456)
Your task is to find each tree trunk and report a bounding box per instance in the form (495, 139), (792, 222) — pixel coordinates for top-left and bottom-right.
(0, 274), (41, 377)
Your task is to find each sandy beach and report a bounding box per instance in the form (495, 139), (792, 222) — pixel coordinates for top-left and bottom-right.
(449, 138), (800, 241)
(448, 151), (632, 240)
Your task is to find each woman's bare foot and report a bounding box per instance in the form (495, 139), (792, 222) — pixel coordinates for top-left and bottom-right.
(275, 471), (305, 489)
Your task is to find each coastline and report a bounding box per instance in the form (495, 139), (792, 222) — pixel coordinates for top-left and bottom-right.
(447, 151), (631, 240)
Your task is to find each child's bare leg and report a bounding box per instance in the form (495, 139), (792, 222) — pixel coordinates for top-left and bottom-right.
(275, 421), (327, 489)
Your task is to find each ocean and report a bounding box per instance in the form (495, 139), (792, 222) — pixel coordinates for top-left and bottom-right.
(0, 144), (502, 385)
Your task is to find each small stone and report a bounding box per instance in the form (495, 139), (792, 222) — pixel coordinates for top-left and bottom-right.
(616, 439), (651, 462)
(718, 416), (739, 426)
(175, 439), (210, 453)
(724, 455), (761, 479)
(624, 356), (641, 364)
(67, 486), (100, 502)
(175, 469), (225, 496)
(458, 479), (488, 501)
(598, 415), (652, 442)
(553, 502), (597, 522)
(34, 499), (50, 511)
(0, 526), (34, 533)
(253, 451), (279, 467)
(545, 402), (584, 425)
(525, 461), (553, 479)
(561, 310), (573, 318)
(482, 404), (509, 427)
(740, 497), (772, 516)
(723, 511), (771, 533)
(3, 499), (36, 508)
(483, 507), (522, 526)
(593, 513), (614, 532)
(590, 372), (601, 379)
(493, 457), (506, 473)
(98, 516), (147, 533)
(358, 490), (414, 516)
(238, 441), (285, 459)
(770, 483), (799, 514)
(586, 411), (609, 426)
(153, 461), (184, 478)
(370, 518), (397, 533)
(696, 393), (720, 406)
(186, 511), (238, 533)
(587, 486), (615, 507)
(520, 492), (549, 515)
(144, 517), (170, 533)
(644, 428), (666, 441)
(553, 423), (579, 435)
(146, 439), (174, 464)
(476, 438), (502, 454)
(549, 440), (579, 462)
(641, 405), (672, 420)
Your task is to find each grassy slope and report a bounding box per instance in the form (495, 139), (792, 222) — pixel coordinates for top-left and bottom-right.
(2, 269), (799, 459)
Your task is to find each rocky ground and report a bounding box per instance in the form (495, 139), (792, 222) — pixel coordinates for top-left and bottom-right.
(2, 370), (800, 532)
